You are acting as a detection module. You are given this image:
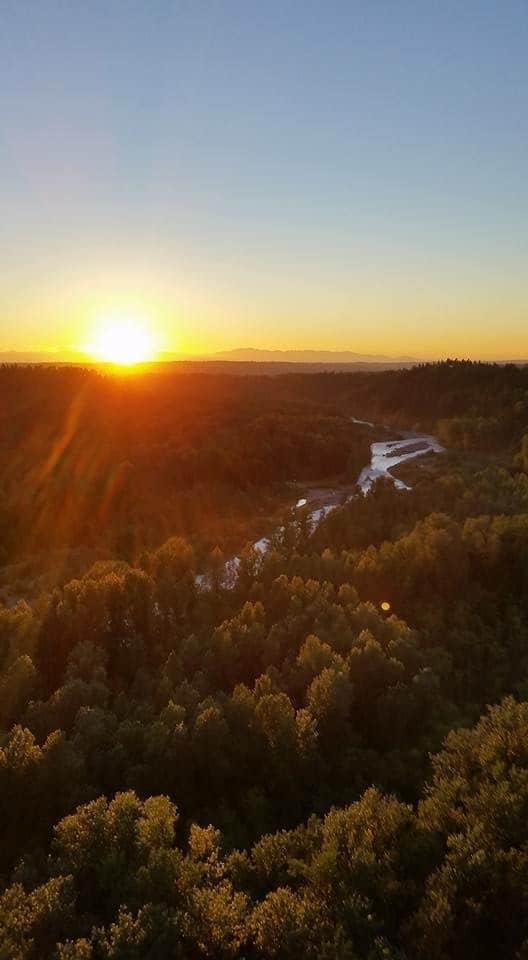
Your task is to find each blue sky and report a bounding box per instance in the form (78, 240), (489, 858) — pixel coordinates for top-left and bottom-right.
(1, 0), (527, 357)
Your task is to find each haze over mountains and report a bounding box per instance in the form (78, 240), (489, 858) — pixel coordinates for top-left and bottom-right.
(204, 348), (420, 363)
(1, 347), (419, 364)
(2, 347), (527, 369)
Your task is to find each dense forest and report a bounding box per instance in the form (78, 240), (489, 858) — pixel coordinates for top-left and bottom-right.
(3, 360), (528, 958)
(0, 365), (372, 574)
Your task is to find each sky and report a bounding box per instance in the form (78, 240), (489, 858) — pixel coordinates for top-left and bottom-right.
(1, 0), (528, 360)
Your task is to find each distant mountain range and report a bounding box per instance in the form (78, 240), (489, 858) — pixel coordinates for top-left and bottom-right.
(0, 347), (422, 365)
(205, 348), (421, 363)
(1, 348), (526, 368)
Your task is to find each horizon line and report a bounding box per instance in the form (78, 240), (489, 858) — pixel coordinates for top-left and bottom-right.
(2, 350), (528, 367)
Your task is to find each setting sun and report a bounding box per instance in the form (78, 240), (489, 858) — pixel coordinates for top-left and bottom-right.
(87, 315), (157, 365)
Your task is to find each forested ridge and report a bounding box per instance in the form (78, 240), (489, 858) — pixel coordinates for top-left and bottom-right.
(3, 360), (528, 958)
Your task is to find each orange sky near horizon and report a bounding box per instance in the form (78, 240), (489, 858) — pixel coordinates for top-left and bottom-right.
(3, 3), (528, 364)
(2, 290), (527, 362)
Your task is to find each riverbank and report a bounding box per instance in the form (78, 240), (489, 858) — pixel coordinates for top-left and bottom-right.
(199, 425), (445, 589)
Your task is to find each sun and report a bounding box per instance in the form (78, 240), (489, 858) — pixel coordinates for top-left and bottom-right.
(87, 314), (157, 366)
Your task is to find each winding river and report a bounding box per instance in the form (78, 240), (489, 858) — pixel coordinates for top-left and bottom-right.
(212, 425), (445, 587)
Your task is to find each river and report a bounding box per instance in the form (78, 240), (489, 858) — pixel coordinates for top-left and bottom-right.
(211, 425), (445, 587)
(357, 432), (445, 493)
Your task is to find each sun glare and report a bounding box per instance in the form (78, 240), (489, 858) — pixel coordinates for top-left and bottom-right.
(87, 315), (157, 366)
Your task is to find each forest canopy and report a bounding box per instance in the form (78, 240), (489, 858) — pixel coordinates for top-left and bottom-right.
(2, 360), (528, 958)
